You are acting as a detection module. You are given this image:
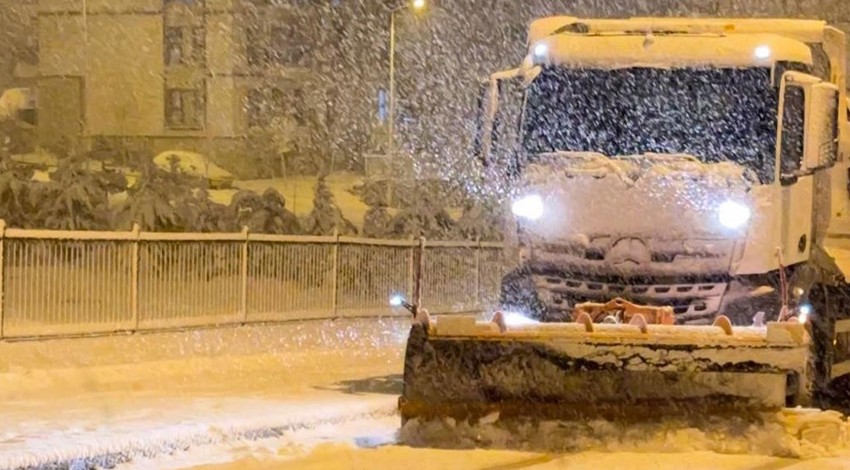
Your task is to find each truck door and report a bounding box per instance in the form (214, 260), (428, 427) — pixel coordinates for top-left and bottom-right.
(777, 77), (814, 267)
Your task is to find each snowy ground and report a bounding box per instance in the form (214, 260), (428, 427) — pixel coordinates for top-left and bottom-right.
(0, 318), (409, 469)
(4, 317), (850, 470)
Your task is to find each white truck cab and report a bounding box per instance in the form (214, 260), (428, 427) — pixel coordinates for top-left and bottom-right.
(475, 17), (850, 397)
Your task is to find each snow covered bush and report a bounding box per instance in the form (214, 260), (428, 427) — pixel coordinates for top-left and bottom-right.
(179, 188), (233, 233)
(362, 205), (393, 239)
(388, 190), (456, 240)
(114, 158), (201, 232)
(453, 198), (505, 242)
(229, 188), (303, 235)
(0, 148), (38, 228)
(33, 156), (126, 231)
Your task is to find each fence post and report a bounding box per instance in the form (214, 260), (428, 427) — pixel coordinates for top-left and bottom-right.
(413, 236), (425, 313)
(474, 238), (481, 310)
(131, 223), (140, 331)
(0, 219), (6, 339)
(407, 237), (415, 303)
(240, 225), (249, 323)
(331, 229), (340, 318)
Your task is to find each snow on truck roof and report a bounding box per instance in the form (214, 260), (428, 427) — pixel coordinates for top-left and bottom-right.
(525, 32), (812, 69)
(528, 17), (830, 45)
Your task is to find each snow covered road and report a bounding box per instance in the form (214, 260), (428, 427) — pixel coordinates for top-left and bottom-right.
(3, 317), (850, 470)
(172, 446), (850, 470)
(0, 318), (409, 469)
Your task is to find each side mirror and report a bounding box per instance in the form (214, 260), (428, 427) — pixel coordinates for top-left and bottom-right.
(804, 83), (840, 171)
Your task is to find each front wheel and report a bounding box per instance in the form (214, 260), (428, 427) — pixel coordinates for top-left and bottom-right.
(804, 283), (850, 412)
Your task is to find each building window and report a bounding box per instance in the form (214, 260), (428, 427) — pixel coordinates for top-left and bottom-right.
(166, 87), (205, 130)
(245, 22), (310, 69)
(246, 88), (268, 128)
(269, 24), (308, 66)
(246, 26), (267, 67)
(192, 27), (206, 64)
(165, 27), (184, 66)
(377, 89), (387, 123)
(271, 87), (305, 125)
(165, 26), (205, 66)
(246, 87), (306, 129)
(291, 88), (305, 125)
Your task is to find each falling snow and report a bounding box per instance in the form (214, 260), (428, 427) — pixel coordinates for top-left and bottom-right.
(2, 0), (850, 468)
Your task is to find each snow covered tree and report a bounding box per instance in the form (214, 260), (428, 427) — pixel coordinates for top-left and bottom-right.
(302, 176), (357, 236)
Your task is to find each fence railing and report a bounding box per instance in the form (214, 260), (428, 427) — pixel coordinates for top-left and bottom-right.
(0, 221), (504, 339)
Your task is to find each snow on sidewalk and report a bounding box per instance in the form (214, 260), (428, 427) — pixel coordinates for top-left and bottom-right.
(0, 318), (409, 469)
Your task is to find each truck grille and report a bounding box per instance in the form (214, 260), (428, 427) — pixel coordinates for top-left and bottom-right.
(533, 274), (726, 324)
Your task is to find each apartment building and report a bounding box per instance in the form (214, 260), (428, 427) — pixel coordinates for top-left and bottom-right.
(36, 0), (327, 171)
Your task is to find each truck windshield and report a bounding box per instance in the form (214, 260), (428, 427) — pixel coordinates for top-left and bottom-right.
(521, 66), (778, 182)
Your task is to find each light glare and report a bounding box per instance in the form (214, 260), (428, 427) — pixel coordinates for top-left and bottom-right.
(412, 0), (426, 10)
(502, 311), (539, 327)
(754, 45), (771, 59)
(511, 194), (544, 220)
(533, 42), (548, 58)
(718, 200), (751, 229)
(798, 303), (812, 323)
(389, 295), (405, 307)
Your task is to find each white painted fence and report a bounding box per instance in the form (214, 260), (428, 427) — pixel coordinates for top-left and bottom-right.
(0, 221), (504, 339)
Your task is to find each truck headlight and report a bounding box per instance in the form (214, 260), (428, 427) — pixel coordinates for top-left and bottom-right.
(512, 194), (544, 220)
(718, 200), (751, 229)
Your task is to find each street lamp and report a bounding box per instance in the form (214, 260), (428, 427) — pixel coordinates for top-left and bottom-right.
(387, 0), (426, 156)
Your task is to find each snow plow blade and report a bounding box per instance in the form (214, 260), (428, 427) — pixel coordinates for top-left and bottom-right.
(399, 310), (812, 423)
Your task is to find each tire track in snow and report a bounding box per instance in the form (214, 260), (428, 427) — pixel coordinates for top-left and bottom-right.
(3, 396), (399, 470)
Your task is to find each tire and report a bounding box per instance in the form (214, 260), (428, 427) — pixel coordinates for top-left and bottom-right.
(806, 283), (849, 411)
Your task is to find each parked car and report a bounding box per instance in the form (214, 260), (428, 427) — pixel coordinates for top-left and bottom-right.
(152, 150), (235, 189)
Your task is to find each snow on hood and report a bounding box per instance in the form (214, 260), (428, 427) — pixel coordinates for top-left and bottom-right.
(518, 152), (759, 239)
(528, 151), (759, 190)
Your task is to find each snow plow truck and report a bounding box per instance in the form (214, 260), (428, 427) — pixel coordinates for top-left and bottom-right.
(399, 17), (850, 424)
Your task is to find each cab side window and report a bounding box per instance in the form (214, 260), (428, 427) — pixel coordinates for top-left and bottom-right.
(780, 87), (806, 175)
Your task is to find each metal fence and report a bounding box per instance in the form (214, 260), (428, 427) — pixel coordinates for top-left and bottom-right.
(0, 222), (504, 339)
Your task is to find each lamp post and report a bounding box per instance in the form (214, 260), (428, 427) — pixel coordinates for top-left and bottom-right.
(387, 0), (426, 156)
